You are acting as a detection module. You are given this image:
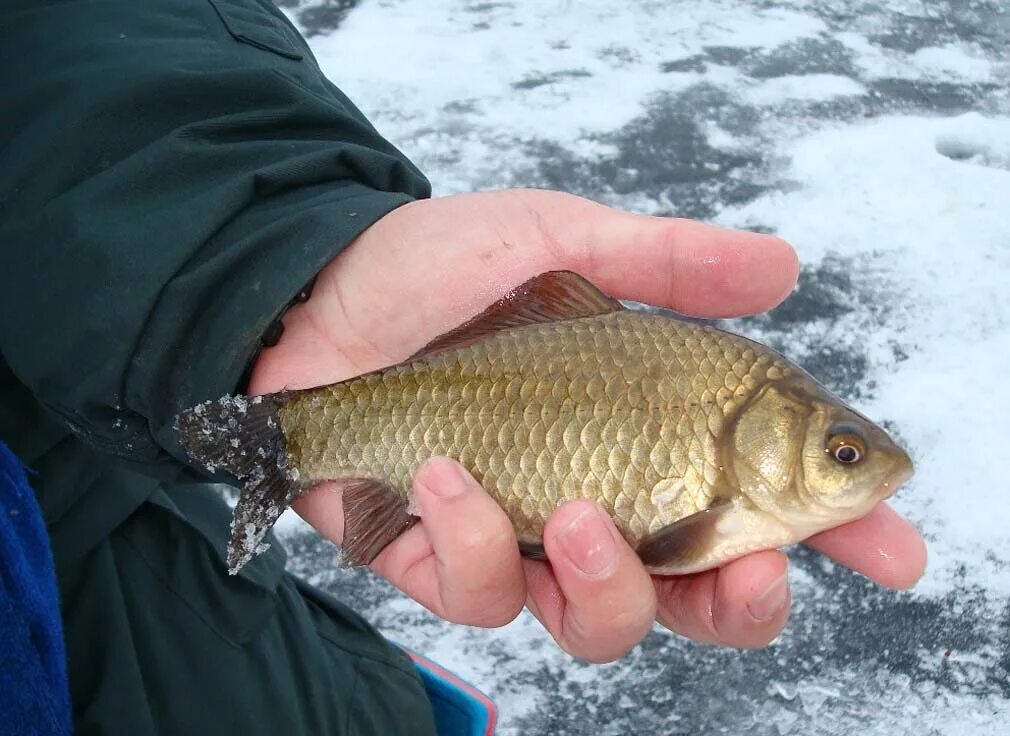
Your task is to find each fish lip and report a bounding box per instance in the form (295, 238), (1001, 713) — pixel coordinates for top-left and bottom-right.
(880, 451), (915, 499)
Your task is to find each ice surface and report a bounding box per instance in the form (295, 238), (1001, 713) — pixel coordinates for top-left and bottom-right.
(743, 74), (866, 105)
(276, 1), (1010, 733)
(934, 112), (1010, 170)
(911, 45), (995, 83)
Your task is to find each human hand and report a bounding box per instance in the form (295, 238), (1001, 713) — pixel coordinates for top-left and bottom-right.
(249, 189), (927, 662)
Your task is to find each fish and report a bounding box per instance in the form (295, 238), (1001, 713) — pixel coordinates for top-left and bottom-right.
(176, 270), (914, 575)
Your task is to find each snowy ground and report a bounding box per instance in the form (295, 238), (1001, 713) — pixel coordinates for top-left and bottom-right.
(273, 1), (1010, 733)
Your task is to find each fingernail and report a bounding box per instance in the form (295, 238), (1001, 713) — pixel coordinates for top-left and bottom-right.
(421, 459), (471, 498)
(557, 506), (617, 577)
(747, 573), (789, 622)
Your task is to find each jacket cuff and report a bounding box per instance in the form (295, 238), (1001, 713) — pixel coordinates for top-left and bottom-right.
(131, 182), (416, 467)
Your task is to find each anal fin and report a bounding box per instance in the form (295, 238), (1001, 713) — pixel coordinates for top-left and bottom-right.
(636, 499), (732, 572)
(342, 479), (419, 566)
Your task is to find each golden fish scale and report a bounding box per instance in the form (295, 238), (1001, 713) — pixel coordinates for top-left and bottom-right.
(280, 312), (789, 545)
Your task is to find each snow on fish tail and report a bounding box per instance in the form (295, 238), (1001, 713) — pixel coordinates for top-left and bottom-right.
(175, 392), (305, 574)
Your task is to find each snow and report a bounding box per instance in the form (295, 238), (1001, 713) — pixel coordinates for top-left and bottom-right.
(277, 0), (1010, 733)
(294, 0), (836, 192)
(935, 112), (1010, 170)
(274, 507), (312, 536)
(911, 45), (996, 83)
(743, 74), (866, 105)
(843, 35), (1002, 84)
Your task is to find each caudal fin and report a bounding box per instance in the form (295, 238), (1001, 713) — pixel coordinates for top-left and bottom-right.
(176, 393), (304, 574)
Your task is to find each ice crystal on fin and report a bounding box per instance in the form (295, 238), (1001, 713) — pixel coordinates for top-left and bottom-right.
(232, 395), (249, 414)
(334, 548), (355, 569)
(247, 466), (266, 487)
(243, 523), (258, 553)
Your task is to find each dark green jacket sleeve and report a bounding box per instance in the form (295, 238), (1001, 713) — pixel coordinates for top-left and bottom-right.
(0, 0), (430, 473)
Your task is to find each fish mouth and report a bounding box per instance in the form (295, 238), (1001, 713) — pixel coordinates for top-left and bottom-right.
(881, 449), (915, 499)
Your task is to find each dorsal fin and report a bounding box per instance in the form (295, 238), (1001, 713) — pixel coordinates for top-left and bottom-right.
(412, 270), (623, 359)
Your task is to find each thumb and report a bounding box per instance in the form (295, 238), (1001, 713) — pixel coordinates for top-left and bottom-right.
(512, 189), (799, 318)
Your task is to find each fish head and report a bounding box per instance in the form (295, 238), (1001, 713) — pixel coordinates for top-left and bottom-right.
(726, 377), (914, 532)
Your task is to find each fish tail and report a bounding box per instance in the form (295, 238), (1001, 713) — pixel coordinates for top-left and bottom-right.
(175, 392), (304, 574)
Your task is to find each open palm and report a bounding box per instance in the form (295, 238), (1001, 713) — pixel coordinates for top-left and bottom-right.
(249, 189), (926, 663)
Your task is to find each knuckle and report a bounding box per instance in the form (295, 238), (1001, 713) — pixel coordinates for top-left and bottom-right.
(657, 577), (723, 644)
(561, 603), (654, 661)
(437, 548), (525, 628)
(449, 515), (514, 556)
(656, 218), (689, 253)
(508, 189), (579, 268)
(578, 645), (632, 665)
(557, 630), (636, 665)
(695, 583), (724, 643)
(451, 526), (492, 553)
(703, 604), (724, 643)
(444, 587), (525, 628)
(486, 511), (518, 545)
(595, 591), (657, 638)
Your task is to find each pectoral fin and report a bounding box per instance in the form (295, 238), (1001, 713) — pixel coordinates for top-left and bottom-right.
(636, 499), (732, 572)
(341, 479), (419, 566)
(518, 540), (548, 560)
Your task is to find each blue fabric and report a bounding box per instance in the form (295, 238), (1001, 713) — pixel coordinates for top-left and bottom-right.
(0, 440), (71, 736)
(398, 645), (497, 736)
(413, 663), (494, 736)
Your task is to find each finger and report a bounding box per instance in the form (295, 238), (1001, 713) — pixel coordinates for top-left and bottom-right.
(805, 503), (927, 589)
(546, 191), (801, 318)
(371, 457), (527, 627)
(292, 480), (345, 541)
(654, 550), (791, 649)
(525, 500), (657, 663)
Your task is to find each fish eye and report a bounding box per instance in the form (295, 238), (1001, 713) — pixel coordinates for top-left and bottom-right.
(826, 433), (866, 465)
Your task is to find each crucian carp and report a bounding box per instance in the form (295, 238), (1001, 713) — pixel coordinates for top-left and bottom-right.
(177, 271), (913, 575)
